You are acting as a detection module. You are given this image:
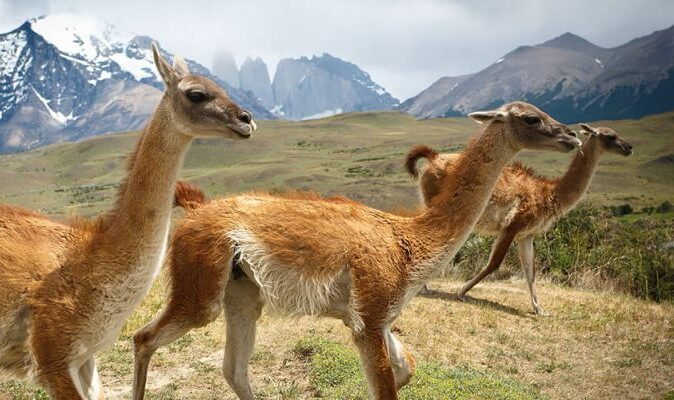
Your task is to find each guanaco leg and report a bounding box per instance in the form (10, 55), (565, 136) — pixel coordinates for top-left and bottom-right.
(384, 328), (416, 389)
(458, 227), (519, 299)
(221, 273), (263, 400)
(517, 235), (547, 315)
(352, 329), (399, 400)
(37, 357), (103, 400)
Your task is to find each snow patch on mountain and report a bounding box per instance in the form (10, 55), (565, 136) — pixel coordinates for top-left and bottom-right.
(0, 29), (27, 78)
(302, 108), (343, 120)
(31, 14), (130, 60)
(109, 51), (153, 80)
(30, 14), (157, 85)
(32, 86), (77, 124)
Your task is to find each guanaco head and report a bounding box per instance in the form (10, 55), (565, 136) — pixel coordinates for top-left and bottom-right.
(468, 101), (581, 152)
(578, 124), (632, 156)
(152, 43), (256, 140)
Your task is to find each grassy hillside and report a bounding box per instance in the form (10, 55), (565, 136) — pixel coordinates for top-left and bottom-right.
(0, 111), (671, 399)
(0, 110), (672, 218)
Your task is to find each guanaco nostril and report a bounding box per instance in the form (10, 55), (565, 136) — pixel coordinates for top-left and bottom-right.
(569, 131), (577, 138)
(238, 111), (252, 124)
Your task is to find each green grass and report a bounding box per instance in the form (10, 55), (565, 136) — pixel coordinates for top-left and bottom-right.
(294, 337), (546, 400)
(0, 381), (48, 400)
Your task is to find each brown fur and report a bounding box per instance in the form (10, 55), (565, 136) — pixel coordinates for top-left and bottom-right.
(0, 44), (256, 399)
(404, 145), (438, 180)
(132, 102), (580, 400)
(408, 125), (632, 314)
(174, 181), (207, 210)
(172, 184), (359, 212)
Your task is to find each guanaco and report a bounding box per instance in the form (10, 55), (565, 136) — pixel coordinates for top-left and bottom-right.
(0, 44), (256, 399)
(406, 124), (632, 314)
(132, 102), (580, 399)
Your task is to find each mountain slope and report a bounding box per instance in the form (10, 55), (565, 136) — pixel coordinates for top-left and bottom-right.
(271, 53), (399, 120)
(400, 27), (674, 122)
(397, 74), (474, 118)
(0, 14), (273, 153)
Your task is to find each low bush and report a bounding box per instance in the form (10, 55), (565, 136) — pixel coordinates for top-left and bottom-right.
(451, 203), (674, 302)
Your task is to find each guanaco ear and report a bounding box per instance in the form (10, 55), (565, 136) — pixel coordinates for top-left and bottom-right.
(152, 42), (179, 88)
(579, 123), (597, 137)
(468, 110), (507, 124)
(173, 55), (190, 77)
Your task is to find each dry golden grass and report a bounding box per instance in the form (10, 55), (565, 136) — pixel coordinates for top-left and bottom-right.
(101, 278), (674, 399)
(1, 278), (671, 399)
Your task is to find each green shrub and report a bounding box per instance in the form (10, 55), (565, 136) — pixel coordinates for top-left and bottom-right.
(657, 201), (672, 214)
(610, 203), (634, 216)
(538, 203), (673, 301)
(451, 203), (674, 302)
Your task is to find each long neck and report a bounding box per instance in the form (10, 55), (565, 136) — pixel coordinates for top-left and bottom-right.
(106, 99), (191, 243)
(412, 123), (518, 249)
(554, 137), (603, 211)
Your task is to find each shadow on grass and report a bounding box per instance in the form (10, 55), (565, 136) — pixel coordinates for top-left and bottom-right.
(417, 287), (530, 317)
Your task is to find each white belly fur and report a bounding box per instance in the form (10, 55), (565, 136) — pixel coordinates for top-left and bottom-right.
(230, 227), (364, 331)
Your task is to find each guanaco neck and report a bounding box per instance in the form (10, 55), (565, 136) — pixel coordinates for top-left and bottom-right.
(553, 136), (604, 212)
(105, 97), (191, 250)
(411, 122), (519, 254)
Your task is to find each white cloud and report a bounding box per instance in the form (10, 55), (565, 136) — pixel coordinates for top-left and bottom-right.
(1, 0), (673, 100)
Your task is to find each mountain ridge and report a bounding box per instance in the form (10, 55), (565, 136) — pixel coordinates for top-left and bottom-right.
(400, 26), (674, 122)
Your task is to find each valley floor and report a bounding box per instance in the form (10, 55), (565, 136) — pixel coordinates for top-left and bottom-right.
(3, 279), (671, 399)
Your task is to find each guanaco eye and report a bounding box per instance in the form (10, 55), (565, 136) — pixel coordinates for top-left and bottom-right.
(185, 91), (208, 103)
(523, 116), (540, 125)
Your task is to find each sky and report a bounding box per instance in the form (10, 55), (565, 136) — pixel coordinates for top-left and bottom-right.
(1, 0), (673, 100)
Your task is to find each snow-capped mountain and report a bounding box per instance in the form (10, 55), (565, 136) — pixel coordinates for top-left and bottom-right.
(0, 14), (273, 153)
(400, 27), (674, 122)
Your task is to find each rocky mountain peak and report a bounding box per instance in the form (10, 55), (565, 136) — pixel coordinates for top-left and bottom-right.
(540, 32), (602, 53)
(212, 50), (239, 88)
(239, 57), (274, 108)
